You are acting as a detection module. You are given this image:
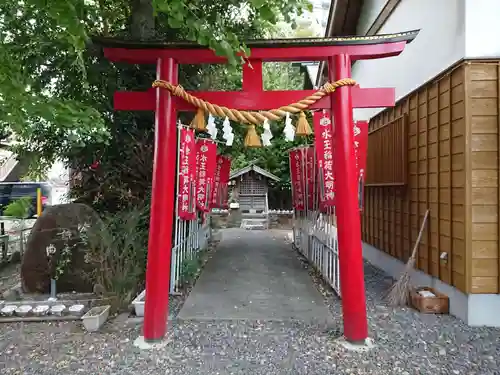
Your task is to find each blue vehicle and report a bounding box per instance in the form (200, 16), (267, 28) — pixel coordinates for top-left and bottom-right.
(0, 182), (52, 218)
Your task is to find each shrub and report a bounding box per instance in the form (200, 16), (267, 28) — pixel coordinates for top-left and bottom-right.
(82, 205), (149, 309)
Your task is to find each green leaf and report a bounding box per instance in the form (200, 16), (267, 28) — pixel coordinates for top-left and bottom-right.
(240, 44), (251, 58)
(249, 0), (267, 8)
(259, 5), (277, 23)
(168, 17), (183, 28)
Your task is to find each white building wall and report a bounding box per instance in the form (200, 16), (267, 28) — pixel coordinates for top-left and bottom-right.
(355, 0), (388, 35)
(465, 0), (500, 58)
(46, 160), (70, 205)
(296, 0), (330, 37)
(352, 0), (466, 121)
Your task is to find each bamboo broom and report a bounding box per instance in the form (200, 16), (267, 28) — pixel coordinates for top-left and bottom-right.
(386, 209), (430, 307)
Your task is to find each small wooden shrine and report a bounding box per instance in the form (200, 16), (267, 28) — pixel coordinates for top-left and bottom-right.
(228, 163), (280, 214)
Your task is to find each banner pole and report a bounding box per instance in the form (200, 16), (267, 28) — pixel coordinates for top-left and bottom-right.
(170, 125), (182, 294)
(36, 188), (42, 217)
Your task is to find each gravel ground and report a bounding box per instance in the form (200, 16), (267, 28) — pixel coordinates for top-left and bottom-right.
(0, 234), (499, 374)
(297, 251), (500, 375)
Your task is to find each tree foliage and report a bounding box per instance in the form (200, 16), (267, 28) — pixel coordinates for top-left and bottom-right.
(0, 0), (317, 213)
(0, 0), (311, 171)
(205, 24), (318, 188)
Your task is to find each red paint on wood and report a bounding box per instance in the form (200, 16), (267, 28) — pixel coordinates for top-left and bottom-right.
(113, 87), (395, 111)
(103, 41), (407, 64)
(242, 60), (263, 92)
(328, 54), (369, 343)
(143, 58), (178, 342)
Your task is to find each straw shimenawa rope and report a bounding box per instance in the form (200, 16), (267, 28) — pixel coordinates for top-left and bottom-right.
(152, 78), (356, 126)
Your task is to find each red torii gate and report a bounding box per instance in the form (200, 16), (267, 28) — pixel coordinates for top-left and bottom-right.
(93, 30), (418, 344)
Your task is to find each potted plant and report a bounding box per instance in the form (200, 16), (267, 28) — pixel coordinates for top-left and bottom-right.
(81, 305), (110, 332)
(131, 290), (145, 317)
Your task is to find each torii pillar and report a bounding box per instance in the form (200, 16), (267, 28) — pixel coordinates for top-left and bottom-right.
(329, 54), (368, 342)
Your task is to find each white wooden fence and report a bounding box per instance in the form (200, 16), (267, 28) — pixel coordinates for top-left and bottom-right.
(169, 214), (211, 294)
(0, 218), (35, 264)
(293, 210), (341, 296)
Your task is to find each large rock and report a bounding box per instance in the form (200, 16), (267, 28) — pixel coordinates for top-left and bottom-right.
(21, 203), (104, 293)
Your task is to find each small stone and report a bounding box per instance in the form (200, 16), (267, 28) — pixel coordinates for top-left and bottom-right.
(93, 283), (106, 296)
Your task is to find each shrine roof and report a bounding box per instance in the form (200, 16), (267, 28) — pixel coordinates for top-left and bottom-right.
(91, 29), (419, 50)
(230, 164), (280, 182)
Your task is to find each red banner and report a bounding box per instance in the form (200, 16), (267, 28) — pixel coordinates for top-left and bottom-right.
(289, 149), (305, 211)
(196, 139), (217, 212)
(354, 120), (369, 211)
(314, 160), (324, 213)
(304, 147), (316, 210)
(177, 128), (197, 220)
(314, 155), (330, 213)
(313, 111), (335, 207)
(220, 156), (231, 209)
(212, 155), (231, 209)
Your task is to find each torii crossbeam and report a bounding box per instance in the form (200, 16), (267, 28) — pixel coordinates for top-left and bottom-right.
(93, 29), (419, 344)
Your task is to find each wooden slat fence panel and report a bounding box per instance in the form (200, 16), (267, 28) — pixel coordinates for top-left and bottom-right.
(365, 115), (408, 186)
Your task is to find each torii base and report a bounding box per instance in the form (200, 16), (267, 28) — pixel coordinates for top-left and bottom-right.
(337, 337), (375, 352)
(133, 336), (170, 350)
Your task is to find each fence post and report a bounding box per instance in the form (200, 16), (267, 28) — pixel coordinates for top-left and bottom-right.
(19, 228), (24, 256)
(1, 222), (5, 261)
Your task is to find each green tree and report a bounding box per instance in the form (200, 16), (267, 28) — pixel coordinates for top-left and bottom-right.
(212, 19), (317, 188)
(0, 0), (312, 175)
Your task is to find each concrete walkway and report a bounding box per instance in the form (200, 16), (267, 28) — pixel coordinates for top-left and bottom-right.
(178, 228), (334, 325)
